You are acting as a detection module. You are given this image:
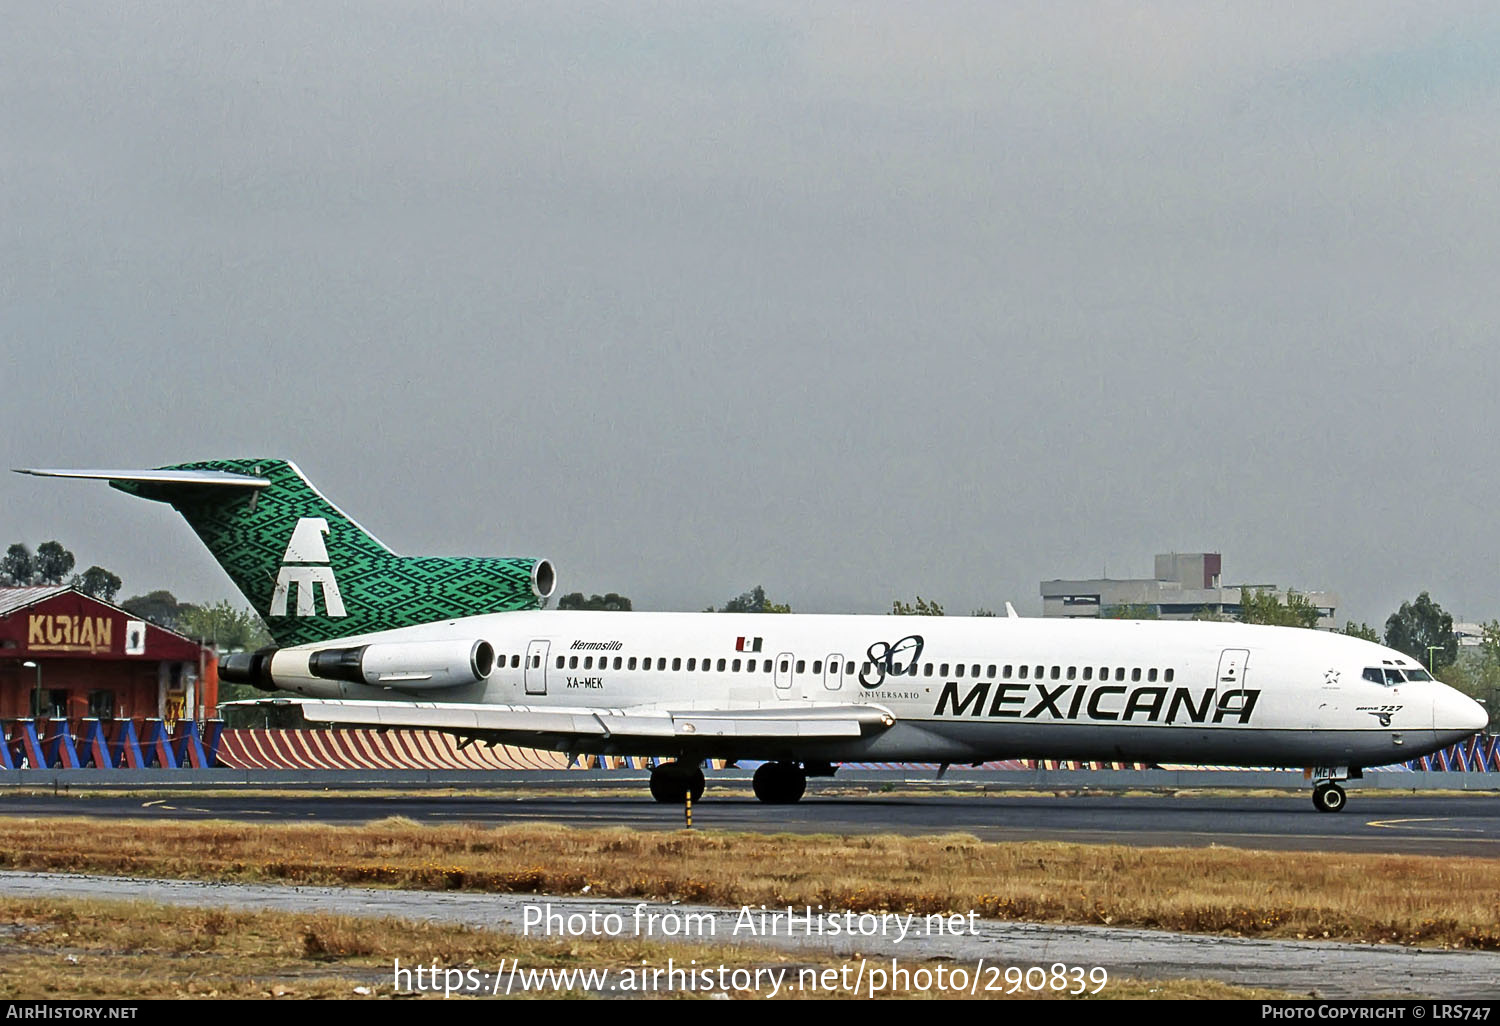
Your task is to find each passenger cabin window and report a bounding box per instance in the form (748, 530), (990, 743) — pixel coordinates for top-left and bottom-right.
(1131, 668), (1141, 682)
(813, 660), (823, 674)
(556, 656), (565, 669)
(717, 659), (726, 671)
(1082, 667), (1093, 681)
(1164, 669), (1174, 682)
(1147, 668), (1157, 682)
(987, 664), (996, 677)
(796, 660), (806, 673)
(1050, 666), (1060, 680)
(955, 664), (965, 678)
(628, 657), (638, 670)
(687, 658), (696, 671)
(1067, 666), (1076, 680)
(846, 661), (855, 675)
(1018, 665), (1028, 679)
(672, 658), (681, 671)
(923, 663), (934, 677)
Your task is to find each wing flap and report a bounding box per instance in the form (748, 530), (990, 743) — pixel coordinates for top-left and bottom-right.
(222, 699), (892, 743)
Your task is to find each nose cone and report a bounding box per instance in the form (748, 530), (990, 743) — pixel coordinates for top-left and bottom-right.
(1433, 688), (1489, 737)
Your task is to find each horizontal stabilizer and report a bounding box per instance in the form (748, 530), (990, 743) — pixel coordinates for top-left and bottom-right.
(222, 699), (895, 743)
(14, 468), (270, 488)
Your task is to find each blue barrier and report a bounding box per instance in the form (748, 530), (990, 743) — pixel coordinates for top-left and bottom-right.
(79, 719), (113, 769)
(111, 720), (145, 768)
(1409, 735), (1498, 772)
(43, 720), (81, 769)
(172, 721), (208, 768)
(141, 720), (178, 769)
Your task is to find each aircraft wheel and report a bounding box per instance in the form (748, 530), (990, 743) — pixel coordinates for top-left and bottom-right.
(1312, 782), (1346, 813)
(752, 762), (807, 804)
(649, 762), (705, 803)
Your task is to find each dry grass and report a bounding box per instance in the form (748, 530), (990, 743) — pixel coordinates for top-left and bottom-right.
(0, 897), (1292, 1000)
(0, 817), (1497, 949)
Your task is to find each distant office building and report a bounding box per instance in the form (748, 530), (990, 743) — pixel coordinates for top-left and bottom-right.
(1453, 622), (1494, 648)
(1041, 553), (1339, 629)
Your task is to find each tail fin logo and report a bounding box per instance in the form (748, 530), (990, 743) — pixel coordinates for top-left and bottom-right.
(270, 517), (348, 618)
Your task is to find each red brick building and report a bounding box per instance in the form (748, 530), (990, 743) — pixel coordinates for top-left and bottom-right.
(0, 587), (217, 725)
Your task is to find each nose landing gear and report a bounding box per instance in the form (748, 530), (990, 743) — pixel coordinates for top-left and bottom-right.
(1308, 765), (1358, 812)
(1312, 781), (1347, 813)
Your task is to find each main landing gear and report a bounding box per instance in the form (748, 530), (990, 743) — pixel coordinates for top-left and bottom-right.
(1309, 765), (1359, 813)
(649, 761), (705, 804)
(752, 761), (807, 804)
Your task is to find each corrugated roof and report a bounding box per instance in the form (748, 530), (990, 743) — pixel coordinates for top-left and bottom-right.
(0, 585), (70, 616)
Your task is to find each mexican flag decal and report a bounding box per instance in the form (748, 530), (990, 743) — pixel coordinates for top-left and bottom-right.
(735, 636), (763, 653)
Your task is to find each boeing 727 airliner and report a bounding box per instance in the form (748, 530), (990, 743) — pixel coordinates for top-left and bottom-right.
(17, 460), (1487, 811)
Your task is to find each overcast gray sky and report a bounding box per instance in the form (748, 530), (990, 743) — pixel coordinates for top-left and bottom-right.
(3, 2), (1498, 627)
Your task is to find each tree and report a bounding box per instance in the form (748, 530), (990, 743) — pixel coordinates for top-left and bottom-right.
(1, 544), (34, 585)
(709, 586), (790, 613)
(1384, 592), (1457, 671)
(1102, 603), (1158, 620)
(121, 590), (196, 633)
(557, 592), (633, 611)
(892, 596), (944, 616)
(178, 601), (272, 651)
(72, 566), (122, 602)
(970, 608), (997, 617)
(1239, 589), (1321, 629)
(1435, 621), (1500, 730)
(1340, 621), (1380, 642)
(33, 541), (75, 585)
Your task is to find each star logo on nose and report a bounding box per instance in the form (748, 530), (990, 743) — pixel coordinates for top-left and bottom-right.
(1324, 669), (1341, 686)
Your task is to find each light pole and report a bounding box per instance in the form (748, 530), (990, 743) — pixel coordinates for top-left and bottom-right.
(1427, 645), (1442, 675)
(21, 660), (40, 720)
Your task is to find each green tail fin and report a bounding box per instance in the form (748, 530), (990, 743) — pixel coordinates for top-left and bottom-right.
(109, 459), (551, 646)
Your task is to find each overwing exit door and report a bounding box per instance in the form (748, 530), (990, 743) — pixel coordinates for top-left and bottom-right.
(1216, 648), (1249, 705)
(525, 639), (550, 696)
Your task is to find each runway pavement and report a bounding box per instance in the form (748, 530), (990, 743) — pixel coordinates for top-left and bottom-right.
(4, 789), (1500, 855)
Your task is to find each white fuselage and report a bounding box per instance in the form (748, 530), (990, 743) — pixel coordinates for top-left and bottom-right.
(265, 611), (1487, 768)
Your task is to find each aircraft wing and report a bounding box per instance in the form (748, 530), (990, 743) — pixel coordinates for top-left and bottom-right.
(220, 698), (896, 744)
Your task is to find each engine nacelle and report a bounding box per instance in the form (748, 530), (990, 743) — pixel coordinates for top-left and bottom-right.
(307, 639), (494, 689)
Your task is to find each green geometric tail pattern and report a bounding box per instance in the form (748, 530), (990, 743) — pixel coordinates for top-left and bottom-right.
(111, 459), (546, 647)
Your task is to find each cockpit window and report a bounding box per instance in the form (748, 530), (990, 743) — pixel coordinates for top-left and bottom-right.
(1362, 668), (1385, 685)
(1405, 668), (1434, 681)
(1384, 668), (1406, 685)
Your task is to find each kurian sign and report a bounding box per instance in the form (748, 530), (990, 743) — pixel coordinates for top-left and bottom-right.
(26, 613), (115, 654)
